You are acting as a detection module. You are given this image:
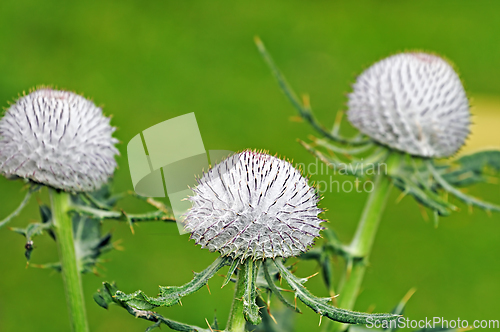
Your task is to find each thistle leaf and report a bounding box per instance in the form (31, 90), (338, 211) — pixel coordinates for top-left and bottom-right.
(392, 176), (454, 216)
(299, 141), (364, 177)
(94, 282), (212, 332)
(29, 185), (122, 273)
(69, 187), (175, 225)
(263, 260), (301, 313)
(144, 321), (162, 332)
(73, 214), (113, 274)
(222, 258), (239, 288)
(299, 249), (322, 260)
(321, 253), (335, 297)
(274, 259), (400, 325)
(427, 160), (500, 212)
(254, 37), (369, 146)
(110, 256), (230, 310)
(10, 221), (51, 261)
(0, 186), (34, 229)
(246, 296), (295, 332)
(242, 259), (262, 325)
(454, 150), (500, 172)
(440, 150), (500, 187)
(323, 227), (352, 258)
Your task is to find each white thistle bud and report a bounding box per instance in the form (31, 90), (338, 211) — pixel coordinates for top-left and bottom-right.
(0, 88), (119, 192)
(184, 151), (324, 260)
(347, 53), (470, 158)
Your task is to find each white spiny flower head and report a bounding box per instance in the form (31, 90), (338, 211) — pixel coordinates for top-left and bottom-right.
(184, 151), (325, 261)
(347, 52), (470, 158)
(0, 88), (119, 192)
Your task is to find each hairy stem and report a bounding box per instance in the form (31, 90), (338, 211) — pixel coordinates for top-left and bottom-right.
(50, 189), (89, 332)
(226, 260), (248, 332)
(330, 172), (393, 331)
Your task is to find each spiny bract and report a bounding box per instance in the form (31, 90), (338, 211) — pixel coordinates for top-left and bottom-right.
(184, 151), (324, 260)
(347, 52), (470, 158)
(0, 88), (118, 192)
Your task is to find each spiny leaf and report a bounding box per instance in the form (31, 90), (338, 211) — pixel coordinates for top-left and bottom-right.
(255, 260), (289, 294)
(0, 187), (33, 229)
(38, 205), (56, 240)
(301, 140), (391, 181)
(321, 253), (335, 297)
(453, 150), (500, 173)
(93, 289), (111, 310)
(70, 188), (176, 225)
(10, 204), (53, 261)
(433, 157), (491, 188)
(34, 187), (117, 274)
(274, 259), (400, 325)
(10, 221), (51, 261)
(427, 160), (500, 212)
(389, 153), (500, 217)
(31, 261), (62, 272)
(299, 248), (322, 260)
(112, 256), (230, 310)
(242, 259), (261, 325)
(392, 176), (453, 216)
(84, 185), (126, 208)
(10, 220), (51, 240)
(263, 260), (301, 313)
(70, 204), (175, 223)
(73, 214), (113, 274)
(71, 189), (116, 274)
(222, 258), (239, 288)
(323, 227), (352, 258)
(94, 282), (212, 332)
(69, 205), (122, 220)
(299, 229), (339, 298)
(144, 321), (162, 332)
(254, 37), (369, 146)
(246, 296), (295, 332)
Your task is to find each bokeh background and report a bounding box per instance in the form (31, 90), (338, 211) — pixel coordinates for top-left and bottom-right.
(0, 1), (499, 331)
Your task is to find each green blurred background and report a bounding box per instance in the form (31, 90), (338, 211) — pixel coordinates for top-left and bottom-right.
(0, 1), (499, 331)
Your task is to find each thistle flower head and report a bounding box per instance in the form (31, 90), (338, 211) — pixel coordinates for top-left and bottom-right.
(184, 151), (324, 260)
(0, 88), (118, 192)
(347, 52), (470, 158)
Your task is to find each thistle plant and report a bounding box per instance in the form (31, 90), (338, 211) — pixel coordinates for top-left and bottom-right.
(255, 38), (500, 331)
(3, 41), (497, 332)
(0, 88), (174, 332)
(95, 151), (399, 331)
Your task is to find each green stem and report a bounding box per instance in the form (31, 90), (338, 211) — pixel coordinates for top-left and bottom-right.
(226, 261), (247, 332)
(50, 189), (89, 332)
(349, 174), (393, 258)
(330, 171), (393, 331)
